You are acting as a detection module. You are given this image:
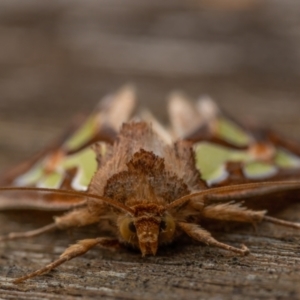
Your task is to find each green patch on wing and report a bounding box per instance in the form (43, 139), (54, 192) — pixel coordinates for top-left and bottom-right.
(14, 161), (45, 187)
(61, 148), (97, 190)
(194, 142), (300, 184)
(37, 171), (64, 189)
(243, 162), (277, 179)
(14, 145), (102, 191)
(64, 113), (99, 152)
(215, 117), (251, 147)
(275, 148), (300, 168)
(194, 142), (251, 184)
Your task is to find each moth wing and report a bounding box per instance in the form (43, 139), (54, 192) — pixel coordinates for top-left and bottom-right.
(168, 93), (300, 187)
(167, 94), (300, 212)
(0, 86), (136, 210)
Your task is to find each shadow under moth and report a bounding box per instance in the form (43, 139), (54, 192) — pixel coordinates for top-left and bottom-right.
(1, 86), (300, 283)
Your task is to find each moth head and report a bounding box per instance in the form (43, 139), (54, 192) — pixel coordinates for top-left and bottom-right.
(118, 204), (176, 256)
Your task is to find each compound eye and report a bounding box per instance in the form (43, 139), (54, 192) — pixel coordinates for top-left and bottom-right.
(159, 220), (167, 232)
(159, 215), (176, 243)
(129, 221), (137, 233)
(119, 217), (138, 245)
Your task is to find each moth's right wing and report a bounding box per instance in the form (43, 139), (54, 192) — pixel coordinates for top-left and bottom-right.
(168, 93), (300, 187)
(168, 94), (300, 212)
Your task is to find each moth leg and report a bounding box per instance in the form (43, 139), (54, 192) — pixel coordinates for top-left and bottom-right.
(13, 237), (120, 284)
(0, 223), (57, 242)
(202, 203), (300, 229)
(202, 203), (266, 225)
(0, 207), (101, 242)
(178, 222), (249, 255)
(263, 215), (300, 229)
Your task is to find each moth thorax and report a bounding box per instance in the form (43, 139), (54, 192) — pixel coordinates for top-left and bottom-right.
(132, 203), (165, 217)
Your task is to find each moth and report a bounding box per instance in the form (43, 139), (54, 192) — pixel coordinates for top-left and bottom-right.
(1, 86), (300, 283)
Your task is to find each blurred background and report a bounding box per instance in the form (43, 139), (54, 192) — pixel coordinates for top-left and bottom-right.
(0, 0), (300, 169)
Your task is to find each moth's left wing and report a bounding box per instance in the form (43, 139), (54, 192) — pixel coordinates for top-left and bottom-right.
(0, 86), (136, 210)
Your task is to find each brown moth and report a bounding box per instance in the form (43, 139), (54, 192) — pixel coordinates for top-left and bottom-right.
(1, 87), (300, 284)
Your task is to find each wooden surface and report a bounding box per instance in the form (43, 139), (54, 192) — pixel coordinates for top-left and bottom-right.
(1, 1), (300, 299)
(1, 208), (300, 300)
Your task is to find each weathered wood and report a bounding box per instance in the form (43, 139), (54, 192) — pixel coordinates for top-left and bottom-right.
(1, 208), (300, 300)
